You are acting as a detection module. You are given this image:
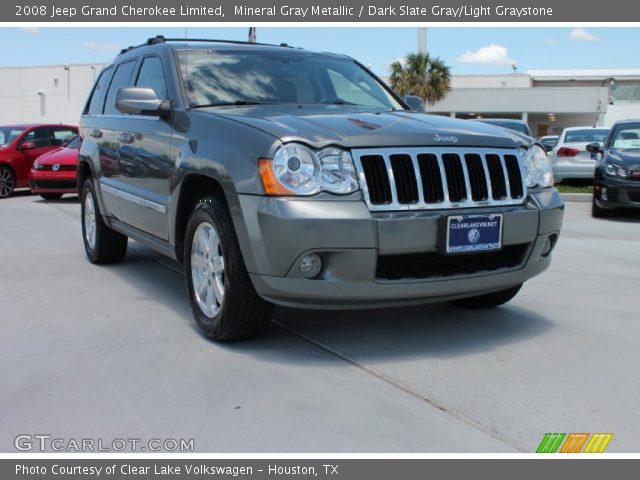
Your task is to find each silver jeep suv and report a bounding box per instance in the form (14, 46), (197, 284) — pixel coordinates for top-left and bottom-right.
(78, 36), (563, 341)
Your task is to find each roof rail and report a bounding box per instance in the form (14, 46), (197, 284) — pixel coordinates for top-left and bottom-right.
(118, 35), (296, 55)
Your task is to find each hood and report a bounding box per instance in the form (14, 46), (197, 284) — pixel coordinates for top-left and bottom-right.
(608, 149), (640, 171)
(37, 146), (79, 166)
(199, 105), (529, 149)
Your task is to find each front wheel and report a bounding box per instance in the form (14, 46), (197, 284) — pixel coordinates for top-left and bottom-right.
(0, 166), (16, 198)
(184, 195), (273, 341)
(80, 179), (128, 264)
(450, 284), (522, 309)
(591, 196), (609, 218)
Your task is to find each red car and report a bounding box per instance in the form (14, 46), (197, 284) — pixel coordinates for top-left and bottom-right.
(30, 135), (82, 199)
(0, 124), (78, 198)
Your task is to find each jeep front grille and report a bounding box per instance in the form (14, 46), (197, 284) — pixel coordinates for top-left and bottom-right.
(353, 147), (527, 211)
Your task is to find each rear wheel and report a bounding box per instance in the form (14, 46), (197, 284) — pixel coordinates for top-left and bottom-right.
(0, 166), (16, 198)
(591, 196), (609, 218)
(451, 284), (522, 309)
(184, 195), (273, 341)
(40, 193), (63, 200)
(80, 178), (128, 264)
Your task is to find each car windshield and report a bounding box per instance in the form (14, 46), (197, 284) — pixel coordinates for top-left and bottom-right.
(0, 127), (26, 146)
(540, 137), (557, 146)
(65, 135), (81, 148)
(564, 129), (609, 143)
(610, 124), (640, 150)
(177, 48), (404, 110)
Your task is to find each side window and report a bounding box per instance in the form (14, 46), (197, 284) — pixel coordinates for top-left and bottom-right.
(104, 60), (137, 115)
(52, 127), (78, 146)
(86, 68), (113, 115)
(135, 57), (168, 100)
(21, 127), (52, 148)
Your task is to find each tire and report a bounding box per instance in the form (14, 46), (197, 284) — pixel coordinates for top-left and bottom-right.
(0, 165), (16, 198)
(591, 196), (609, 218)
(41, 193), (63, 200)
(80, 178), (128, 264)
(451, 284), (522, 309)
(184, 195), (273, 341)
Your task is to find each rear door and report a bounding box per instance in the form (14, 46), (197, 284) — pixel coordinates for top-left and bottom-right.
(15, 126), (55, 181)
(113, 55), (174, 240)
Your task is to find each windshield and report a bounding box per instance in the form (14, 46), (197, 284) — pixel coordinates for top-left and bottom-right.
(177, 48), (403, 110)
(482, 120), (530, 136)
(65, 135), (81, 148)
(564, 129), (609, 143)
(540, 137), (557, 146)
(609, 124), (640, 150)
(0, 127), (26, 146)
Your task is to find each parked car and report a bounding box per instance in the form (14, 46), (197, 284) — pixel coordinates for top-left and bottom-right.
(550, 126), (609, 183)
(591, 120), (640, 217)
(30, 135), (81, 200)
(473, 118), (533, 137)
(0, 123), (78, 198)
(78, 36), (563, 341)
(539, 135), (559, 152)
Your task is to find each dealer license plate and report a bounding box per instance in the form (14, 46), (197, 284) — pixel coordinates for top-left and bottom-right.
(446, 214), (503, 254)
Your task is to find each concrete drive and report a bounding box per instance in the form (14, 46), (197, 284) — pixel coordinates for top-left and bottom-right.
(1, 193), (639, 452)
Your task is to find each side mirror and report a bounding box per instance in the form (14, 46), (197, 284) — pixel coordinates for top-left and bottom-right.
(115, 87), (171, 118)
(18, 141), (36, 150)
(586, 142), (602, 153)
(542, 144), (553, 152)
(402, 95), (424, 112)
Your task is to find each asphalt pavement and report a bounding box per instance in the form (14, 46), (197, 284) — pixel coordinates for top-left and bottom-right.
(1, 192), (639, 452)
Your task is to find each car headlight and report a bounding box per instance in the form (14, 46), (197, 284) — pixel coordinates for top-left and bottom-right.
(522, 144), (553, 188)
(604, 162), (629, 178)
(259, 143), (358, 196)
(33, 159), (40, 170)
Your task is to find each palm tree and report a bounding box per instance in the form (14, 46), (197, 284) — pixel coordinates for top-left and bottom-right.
(389, 52), (451, 107)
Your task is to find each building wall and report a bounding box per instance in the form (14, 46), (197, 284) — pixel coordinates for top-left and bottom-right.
(0, 64), (102, 126)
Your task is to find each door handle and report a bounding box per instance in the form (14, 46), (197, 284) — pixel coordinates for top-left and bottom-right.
(89, 129), (103, 139)
(118, 132), (135, 144)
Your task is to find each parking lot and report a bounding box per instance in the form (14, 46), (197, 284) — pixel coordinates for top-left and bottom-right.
(1, 193), (639, 452)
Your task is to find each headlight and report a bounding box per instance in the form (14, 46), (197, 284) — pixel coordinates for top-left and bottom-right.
(522, 144), (553, 188)
(604, 163), (629, 178)
(259, 143), (358, 196)
(33, 159), (40, 170)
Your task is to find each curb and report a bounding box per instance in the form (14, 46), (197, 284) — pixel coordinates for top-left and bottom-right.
(560, 193), (591, 203)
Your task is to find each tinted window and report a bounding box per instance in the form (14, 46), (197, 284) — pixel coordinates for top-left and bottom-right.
(104, 60), (137, 115)
(609, 124), (640, 150)
(65, 136), (81, 148)
(135, 57), (168, 100)
(564, 129), (609, 143)
(52, 127), (78, 145)
(87, 68), (112, 115)
(0, 127), (26, 146)
(22, 127), (52, 148)
(177, 49), (402, 110)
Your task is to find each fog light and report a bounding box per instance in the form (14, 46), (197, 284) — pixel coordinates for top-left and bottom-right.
(601, 187), (608, 201)
(541, 233), (558, 258)
(299, 254), (322, 278)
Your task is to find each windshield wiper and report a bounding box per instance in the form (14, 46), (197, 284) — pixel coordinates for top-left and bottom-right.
(192, 100), (269, 108)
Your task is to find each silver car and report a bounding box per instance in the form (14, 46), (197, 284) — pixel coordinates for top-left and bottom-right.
(551, 127), (609, 182)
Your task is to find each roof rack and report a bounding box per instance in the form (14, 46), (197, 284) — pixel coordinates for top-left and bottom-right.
(118, 35), (295, 55)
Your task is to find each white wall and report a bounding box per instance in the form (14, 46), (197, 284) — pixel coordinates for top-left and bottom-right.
(0, 64), (102, 125)
(603, 103), (640, 127)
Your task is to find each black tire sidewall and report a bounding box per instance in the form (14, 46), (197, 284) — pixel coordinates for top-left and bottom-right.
(184, 198), (237, 337)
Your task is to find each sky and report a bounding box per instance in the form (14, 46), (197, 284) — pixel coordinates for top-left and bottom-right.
(3, 27), (638, 76)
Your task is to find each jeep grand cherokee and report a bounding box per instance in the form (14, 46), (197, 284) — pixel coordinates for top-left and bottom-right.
(78, 36), (563, 341)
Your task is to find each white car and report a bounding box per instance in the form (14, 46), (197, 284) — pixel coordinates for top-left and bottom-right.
(550, 127), (609, 182)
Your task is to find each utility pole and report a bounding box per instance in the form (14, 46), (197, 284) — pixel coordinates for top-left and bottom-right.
(418, 28), (427, 53)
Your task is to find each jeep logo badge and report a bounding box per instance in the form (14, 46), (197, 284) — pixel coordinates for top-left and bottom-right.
(434, 134), (459, 144)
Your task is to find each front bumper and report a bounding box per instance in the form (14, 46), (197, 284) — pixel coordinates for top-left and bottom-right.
(235, 189), (564, 309)
(594, 176), (640, 210)
(30, 169), (77, 193)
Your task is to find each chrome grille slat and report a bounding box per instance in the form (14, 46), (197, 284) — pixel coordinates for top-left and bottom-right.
(353, 147), (527, 212)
